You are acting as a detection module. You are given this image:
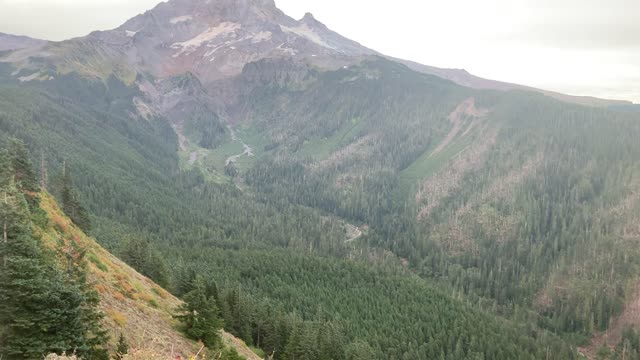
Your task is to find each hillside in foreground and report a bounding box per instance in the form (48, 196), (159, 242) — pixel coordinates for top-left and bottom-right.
(40, 192), (262, 359)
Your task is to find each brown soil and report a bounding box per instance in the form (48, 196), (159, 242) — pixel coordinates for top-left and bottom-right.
(579, 282), (640, 359)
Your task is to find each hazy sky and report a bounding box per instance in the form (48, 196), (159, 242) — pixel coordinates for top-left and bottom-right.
(0, 0), (638, 103)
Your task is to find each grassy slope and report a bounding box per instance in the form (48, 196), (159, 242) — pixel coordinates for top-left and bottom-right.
(37, 192), (261, 360)
(296, 117), (365, 160)
(182, 126), (272, 182)
(398, 119), (480, 199)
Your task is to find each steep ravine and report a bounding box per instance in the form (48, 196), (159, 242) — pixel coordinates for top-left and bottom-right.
(225, 126), (255, 166)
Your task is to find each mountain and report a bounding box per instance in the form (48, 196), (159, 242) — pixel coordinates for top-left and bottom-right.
(2, 0), (372, 85)
(0, 0), (628, 107)
(0, 0), (640, 359)
(0, 0), (380, 153)
(0, 33), (44, 52)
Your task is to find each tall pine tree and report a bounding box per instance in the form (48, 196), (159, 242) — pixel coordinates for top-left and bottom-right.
(60, 241), (110, 360)
(60, 162), (91, 233)
(0, 143), (108, 359)
(0, 150), (79, 358)
(174, 279), (224, 348)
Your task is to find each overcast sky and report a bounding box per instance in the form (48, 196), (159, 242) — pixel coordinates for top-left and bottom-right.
(0, 0), (638, 103)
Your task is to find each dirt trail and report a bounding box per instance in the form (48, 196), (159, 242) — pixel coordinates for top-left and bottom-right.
(225, 126), (254, 166)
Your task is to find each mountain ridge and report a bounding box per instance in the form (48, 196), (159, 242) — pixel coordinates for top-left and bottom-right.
(0, 0), (630, 107)
(0, 32), (45, 52)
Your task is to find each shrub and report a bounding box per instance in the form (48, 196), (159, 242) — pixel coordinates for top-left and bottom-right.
(88, 253), (109, 272)
(107, 309), (128, 327)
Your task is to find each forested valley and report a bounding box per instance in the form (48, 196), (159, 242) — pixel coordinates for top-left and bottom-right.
(1, 41), (640, 360)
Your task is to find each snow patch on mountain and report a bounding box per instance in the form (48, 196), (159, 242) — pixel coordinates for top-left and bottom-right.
(251, 31), (273, 43)
(171, 22), (241, 57)
(203, 42), (231, 58)
(280, 24), (335, 50)
(125, 30), (137, 37)
(18, 72), (41, 82)
(199, 30), (272, 60)
(170, 15), (193, 24)
(276, 43), (298, 56)
(195, 31), (273, 61)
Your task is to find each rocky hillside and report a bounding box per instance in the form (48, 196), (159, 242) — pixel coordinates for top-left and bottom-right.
(37, 192), (261, 360)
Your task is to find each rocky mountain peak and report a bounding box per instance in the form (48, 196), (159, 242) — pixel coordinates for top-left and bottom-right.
(300, 12), (326, 30)
(301, 12), (316, 22)
(171, 0), (276, 9)
(171, 0), (283, 22)
(6, 0), (374, 86)
(252, 0), (277, 9)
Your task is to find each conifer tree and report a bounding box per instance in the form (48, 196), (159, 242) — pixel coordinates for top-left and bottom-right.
(115, 333), (130, 360)
(40, 154), (49, 190)
(62, 242), (109, 360)
(0, 153), (79, 358)
(225, 287), (252, 343)
(118, 235), (169, 288)
(7, 138), (39, 212)
(345, 341), (375, 360)
(175, 279), (223, 348)
(282, 321), (303, 360)
(0, 143), (108, 359)
(60, 162), (92, 233)
(8, 138), (38, 194)
(219, 347), (244, 360)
